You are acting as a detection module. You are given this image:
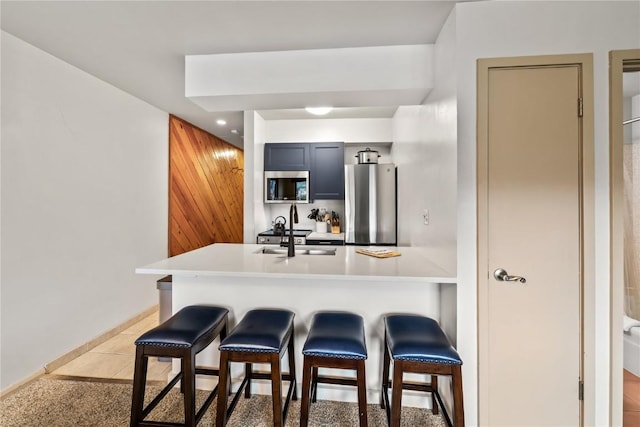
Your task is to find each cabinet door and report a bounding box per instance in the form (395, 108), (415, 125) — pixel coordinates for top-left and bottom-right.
(264, 143), (310, 171)
(310, 142), (345, 200)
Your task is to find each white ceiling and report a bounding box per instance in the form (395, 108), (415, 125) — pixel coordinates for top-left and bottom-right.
(1, 1), (467, 147)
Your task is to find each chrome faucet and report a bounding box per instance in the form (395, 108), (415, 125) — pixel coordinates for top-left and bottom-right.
(287, 203), (298, 257)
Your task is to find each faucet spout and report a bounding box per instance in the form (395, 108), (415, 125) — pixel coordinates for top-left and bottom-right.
(287, 203), (298, 257)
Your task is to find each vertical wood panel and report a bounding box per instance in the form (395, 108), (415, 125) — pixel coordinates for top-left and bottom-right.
(169, 115), (244, 256)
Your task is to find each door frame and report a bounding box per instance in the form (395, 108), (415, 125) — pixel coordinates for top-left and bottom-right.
(477, 53), (594, 426)
(609, 48), (640, 427)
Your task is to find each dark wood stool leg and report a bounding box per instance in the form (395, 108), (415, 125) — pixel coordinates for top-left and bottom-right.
(215, 352), (230, 427)
(287, 333), (297, 401)
(270, 353), (283, 427)
(180, 364), (185, 394)
(299, 356), (313, 427)
(431, 375), (439, 415)
(311, 366), (319, 403)
(390, 360), (404, 427)
(356, 359), (368, 427)
(244, 363), (252, 398)
(182, 349), (196, 427)
(225, 361), (232, 397)
(452, 365), (465, 427)
(380, 338), (390, 409)
(130, 346), (148, 426)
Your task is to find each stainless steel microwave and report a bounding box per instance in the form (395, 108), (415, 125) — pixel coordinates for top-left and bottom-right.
(264, 171), (309, 203)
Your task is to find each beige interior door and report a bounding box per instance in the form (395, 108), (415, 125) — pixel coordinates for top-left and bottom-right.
(478, 57), (587, 426)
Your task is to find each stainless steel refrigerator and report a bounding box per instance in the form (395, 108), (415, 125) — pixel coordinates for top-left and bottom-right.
(344, 163), (397, 245)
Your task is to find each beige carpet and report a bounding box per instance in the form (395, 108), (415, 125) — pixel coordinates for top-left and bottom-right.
(1, 375), (447, 426)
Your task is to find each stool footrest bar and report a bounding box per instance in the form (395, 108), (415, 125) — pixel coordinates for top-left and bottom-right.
(433, 389), (452, 427)
(195, 367), (220, 376)
(226, 375), (250, 418)
(393, 379), (434, 393)
(195, 383), (220, 424)
(246, 371), (294, 382)
(282, 375), (296, 422)
(141, 373), (183, 419)
(137, 421), (183, 427)
(315, 375), (359, 387)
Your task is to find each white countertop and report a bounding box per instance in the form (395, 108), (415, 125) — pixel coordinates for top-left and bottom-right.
(136, 243), (456, 283)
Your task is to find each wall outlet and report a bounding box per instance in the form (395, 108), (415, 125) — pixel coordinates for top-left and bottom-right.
(423, 209), (429, 225)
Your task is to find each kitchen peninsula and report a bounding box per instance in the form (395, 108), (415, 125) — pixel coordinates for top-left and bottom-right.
(136, 243), (457, 405)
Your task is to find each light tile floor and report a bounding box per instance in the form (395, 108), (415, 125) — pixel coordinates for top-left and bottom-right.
(51, 311), (172, 382)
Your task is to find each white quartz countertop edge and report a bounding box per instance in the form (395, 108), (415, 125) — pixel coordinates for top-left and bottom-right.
(135, 267), (456, 284)
(136, 243), (457, 284)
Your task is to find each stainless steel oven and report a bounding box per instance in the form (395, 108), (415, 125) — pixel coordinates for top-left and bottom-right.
(256, 229), (311, 245)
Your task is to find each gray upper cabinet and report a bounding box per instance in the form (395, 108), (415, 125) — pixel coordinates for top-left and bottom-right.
(264, 143), (310, 171)
(310, 142), (345, 200)
(264, 142), (345, 201)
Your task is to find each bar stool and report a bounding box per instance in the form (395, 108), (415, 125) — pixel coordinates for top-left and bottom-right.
(130, 305), (229, 427)
(215, 308), (297, 427)
(381, 314), (464, 427)
(300, 311), (368, 427)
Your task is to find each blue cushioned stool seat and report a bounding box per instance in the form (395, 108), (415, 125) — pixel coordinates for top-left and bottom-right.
(219, 309), (294, 353)
(300, 311), (368, 427)
(216, 309), (297, 427)
(302, 311), (367, 359)
(130, 305), (229, 427)
(385, 314), (462, 365)
(136, 305), (229, 348)
(381, 314), (464, 427)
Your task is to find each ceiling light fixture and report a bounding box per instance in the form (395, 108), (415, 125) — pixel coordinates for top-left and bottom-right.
(230, 129), (239, 134)
(305, 106), (333, 116)
(216, 119), (227, 125)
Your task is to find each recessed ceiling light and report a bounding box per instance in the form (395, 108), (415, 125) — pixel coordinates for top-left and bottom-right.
(305, 106), (333, 116)
(230, 129), (239, 134)
(216, 119), (227, 125)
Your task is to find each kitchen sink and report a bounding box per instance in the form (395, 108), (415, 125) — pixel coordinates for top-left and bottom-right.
(256, 247), (337, 256)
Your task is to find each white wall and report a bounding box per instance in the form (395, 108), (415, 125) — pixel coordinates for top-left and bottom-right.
(264, 118), (392, 144)
(388, 9), (459, 414)
(243, 111), (268, 242)
(454, 1), (640, 425)
(392, 7), (457, 250)
(0, 32), (169, 390)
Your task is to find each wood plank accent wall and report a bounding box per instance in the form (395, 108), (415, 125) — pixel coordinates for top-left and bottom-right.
(169, 115), (244, 256)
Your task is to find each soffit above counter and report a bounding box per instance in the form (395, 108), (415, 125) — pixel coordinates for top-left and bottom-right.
(185, 45), (435, 112)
